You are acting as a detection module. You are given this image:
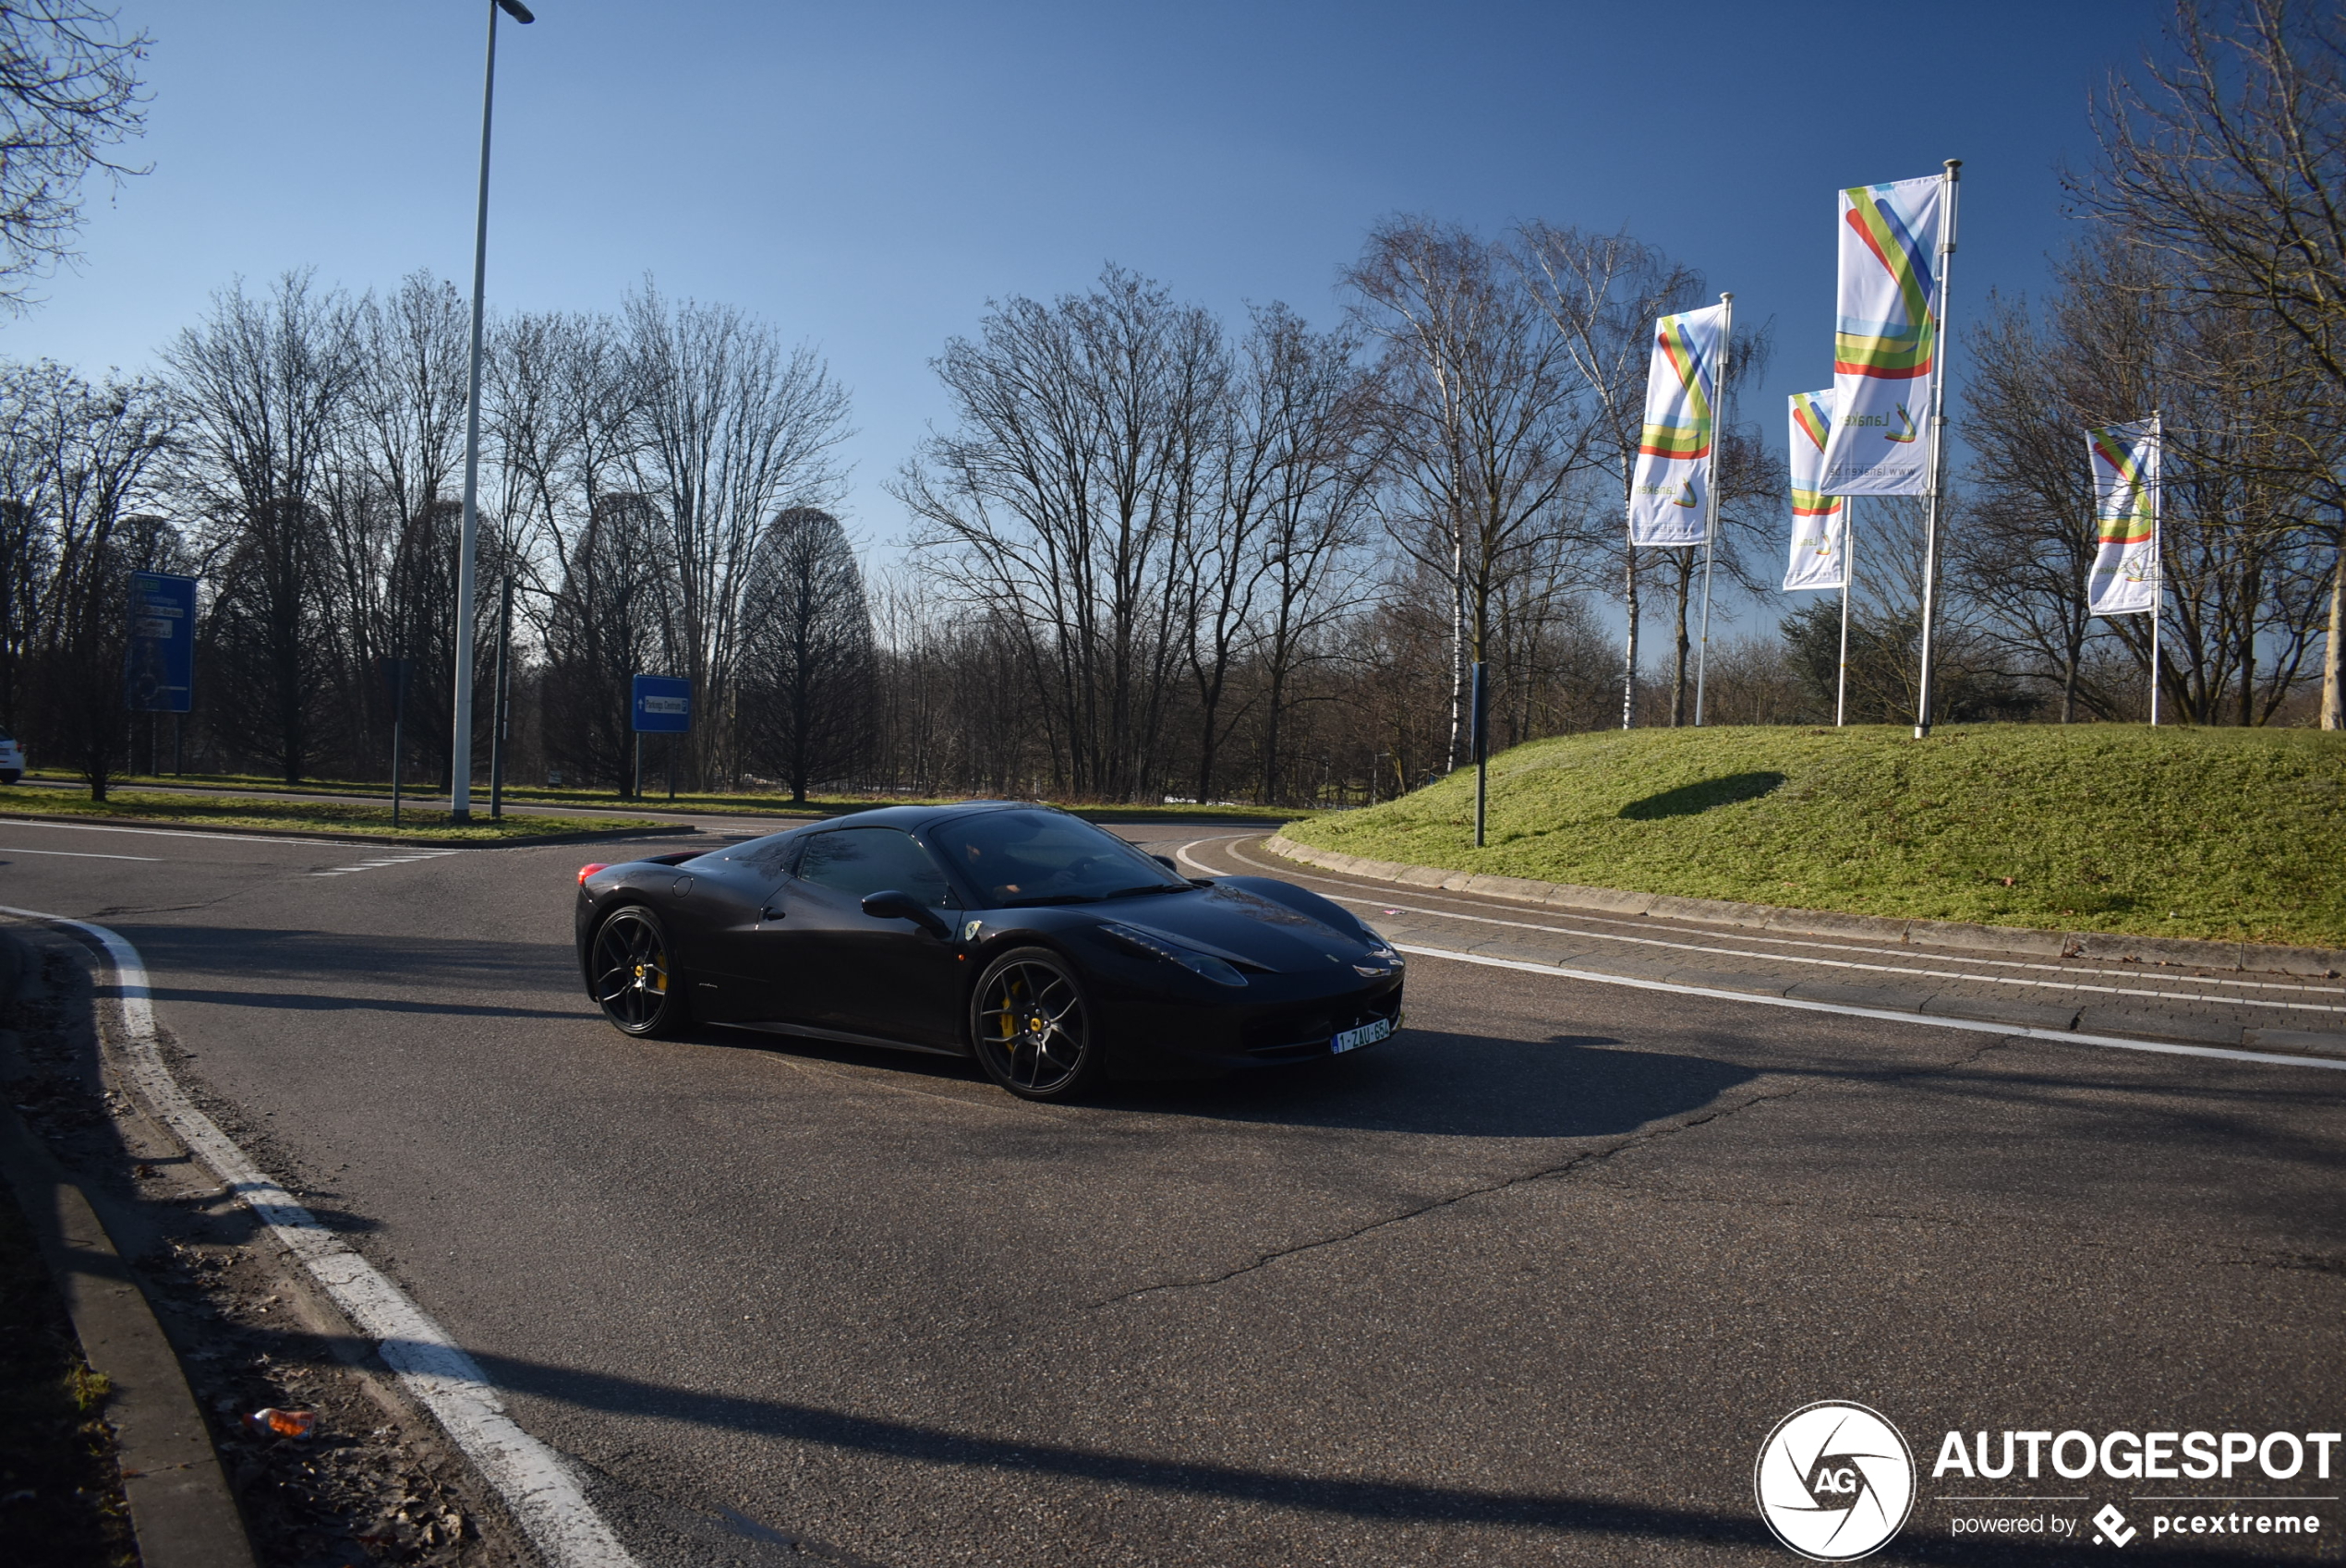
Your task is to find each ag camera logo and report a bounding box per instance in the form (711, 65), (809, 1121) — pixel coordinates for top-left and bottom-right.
(1756, 1401), (1917, 1561)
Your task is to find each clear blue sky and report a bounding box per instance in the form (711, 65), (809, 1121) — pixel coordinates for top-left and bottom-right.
(5, 0), (2159, 598)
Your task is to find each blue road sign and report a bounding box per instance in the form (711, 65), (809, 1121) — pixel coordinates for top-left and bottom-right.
(631, 674), (693, 734)
(126, 572), (197, 713)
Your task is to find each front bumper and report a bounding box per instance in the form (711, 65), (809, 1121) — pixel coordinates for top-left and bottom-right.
(1094, 966), (1405, 1076)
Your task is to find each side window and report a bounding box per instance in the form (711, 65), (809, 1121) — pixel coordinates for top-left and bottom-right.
(796, 828), (957, 909)
(739, 831), (803, 882)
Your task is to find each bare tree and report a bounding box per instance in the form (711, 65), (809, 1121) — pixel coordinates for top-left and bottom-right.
(6, 360), (177, 796)
(738, 507), (874, 802)
(1517, 225), (1705, 728)
(1344, 217), (1597, 768)
(623, 283), (851, 788)
(899, 266), (1223, 799)
(2079, 0), (2346, 724)
(0, 0), (149, 308)
(164, 272), (358, 781)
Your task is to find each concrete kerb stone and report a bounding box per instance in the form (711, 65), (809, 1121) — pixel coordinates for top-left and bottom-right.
(0, 930), (258, 1568)
(1258, 834), (2344, 978)
(1906, 917), (2073, 959)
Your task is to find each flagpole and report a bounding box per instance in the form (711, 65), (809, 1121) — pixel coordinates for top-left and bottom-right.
(1912, 160), (1960, 741)
(1694, 292), (1732, 727)
(2150, 408), (2163, 727)
(1837, 498), (1855, 727)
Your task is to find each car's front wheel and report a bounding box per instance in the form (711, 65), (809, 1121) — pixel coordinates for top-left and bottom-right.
(971, 947), (1103, 1102)
(589, 906), (687, 1038)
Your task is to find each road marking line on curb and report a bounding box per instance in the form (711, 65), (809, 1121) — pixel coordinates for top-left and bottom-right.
(1170, 839), (2346, 1074)
(0, 904), (643, 1568)
(1194, 838), (2346, 1016)
(1211, 835), (2346, 998)
(1385, 942), (2346, 1073)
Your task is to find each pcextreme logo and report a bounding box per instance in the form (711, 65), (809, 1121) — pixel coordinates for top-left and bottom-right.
(1755, 1402), (1917, 1562)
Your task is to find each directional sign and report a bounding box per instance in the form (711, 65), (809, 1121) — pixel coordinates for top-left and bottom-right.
(125, 572), (197, 713)
(631, 674), (693, 734)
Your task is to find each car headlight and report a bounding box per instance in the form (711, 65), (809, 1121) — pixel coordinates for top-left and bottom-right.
(1360, 925), (1403, 966)
(1097, 922), (1249, 987)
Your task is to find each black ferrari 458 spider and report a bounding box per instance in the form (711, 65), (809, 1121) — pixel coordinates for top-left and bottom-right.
(573, 802), (1404, 1100)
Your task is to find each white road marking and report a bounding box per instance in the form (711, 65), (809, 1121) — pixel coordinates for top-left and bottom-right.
(0, 845), (162, 861)
(0, 904), (642, 1568)
(1391, 943), (2346, 1073)
(309, 850), (459, 877)
(1171, 837), (2346, 1073)
(0, 818), (475, 850)
(1191, 837), (2346, 1016)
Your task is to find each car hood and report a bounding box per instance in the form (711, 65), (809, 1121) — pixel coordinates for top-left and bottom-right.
(1075, 882), (1373, 976)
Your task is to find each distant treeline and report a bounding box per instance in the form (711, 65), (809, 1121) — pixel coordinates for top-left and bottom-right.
(6, 1), (2342, 802)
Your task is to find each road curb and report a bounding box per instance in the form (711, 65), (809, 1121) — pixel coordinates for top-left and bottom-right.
(0, 933), (258, 1568)
(0, 810), (697, 848)
(1261, 834), (2346, 979)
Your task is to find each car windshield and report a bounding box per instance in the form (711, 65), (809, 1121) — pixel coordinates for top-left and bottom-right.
(932, 809), (1188, 908)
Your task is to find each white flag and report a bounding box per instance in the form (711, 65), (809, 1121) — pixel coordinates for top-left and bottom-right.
(1820, 174), (1945, 495)
(1627, 302), (1728, 547)
(2085, 419), (2159, 616)
(1784, 390), (1847, 590)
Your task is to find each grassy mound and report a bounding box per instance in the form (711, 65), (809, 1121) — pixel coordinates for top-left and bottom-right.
(0, 790), (669, 843)
(1285, 725), (2346, 948)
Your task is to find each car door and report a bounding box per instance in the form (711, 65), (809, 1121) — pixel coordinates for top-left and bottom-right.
(751, 826), (967, 1049)
(673, 835), (801, 1023)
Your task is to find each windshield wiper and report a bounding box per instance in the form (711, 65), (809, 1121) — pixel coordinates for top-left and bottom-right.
(1102, 883), (1189, 898)
(998, 893), (1104, 908)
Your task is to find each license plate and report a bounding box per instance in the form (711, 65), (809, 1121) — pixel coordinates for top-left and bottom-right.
(1331, 1015), (1395, 1055)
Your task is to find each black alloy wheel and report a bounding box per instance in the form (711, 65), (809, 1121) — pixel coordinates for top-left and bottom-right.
(591, 906), (686, 1038)
(972, 947), (1102, 1101)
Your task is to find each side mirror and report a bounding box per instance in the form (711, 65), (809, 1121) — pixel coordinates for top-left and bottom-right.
(861, 889), (950, 938)
(1151, 854), (1179, 873)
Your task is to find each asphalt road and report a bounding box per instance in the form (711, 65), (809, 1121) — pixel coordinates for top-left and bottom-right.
(4, 815), (2341, 1566)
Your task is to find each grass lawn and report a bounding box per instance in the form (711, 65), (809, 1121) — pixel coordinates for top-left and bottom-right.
(18, 770), (1302, 823)
(0, 789), (671, 843)
(1283, 724), (2346, 949)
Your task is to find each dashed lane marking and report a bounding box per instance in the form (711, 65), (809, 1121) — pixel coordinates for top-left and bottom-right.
(0, 904), (643, 1568)
(309, 850), (461, 877)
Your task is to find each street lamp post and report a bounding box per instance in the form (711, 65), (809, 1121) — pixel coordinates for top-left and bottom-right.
(449, 0), (533, 823)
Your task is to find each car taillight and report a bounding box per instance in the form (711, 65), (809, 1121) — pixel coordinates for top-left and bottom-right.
(577, 863), (608, 886)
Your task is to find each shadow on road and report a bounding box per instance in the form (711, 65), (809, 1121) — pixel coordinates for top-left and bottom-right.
(212, 1319), (2306, 1565)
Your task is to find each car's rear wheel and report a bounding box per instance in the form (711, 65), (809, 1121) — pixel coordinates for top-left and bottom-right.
(590, 906), (687, 1038)
(972, 947), (1102, 1102)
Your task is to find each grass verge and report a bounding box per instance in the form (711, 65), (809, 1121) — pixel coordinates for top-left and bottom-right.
(0, 790), (671, 842)
(1283, 724), (2346, 949)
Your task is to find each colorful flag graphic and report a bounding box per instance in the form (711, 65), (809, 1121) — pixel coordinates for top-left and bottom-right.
(1784, 389), (1848, 590)
(1819, 174), (1946, 495)
(1628, 302), (1728, 547)
(2085, 418), (2159, 616)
